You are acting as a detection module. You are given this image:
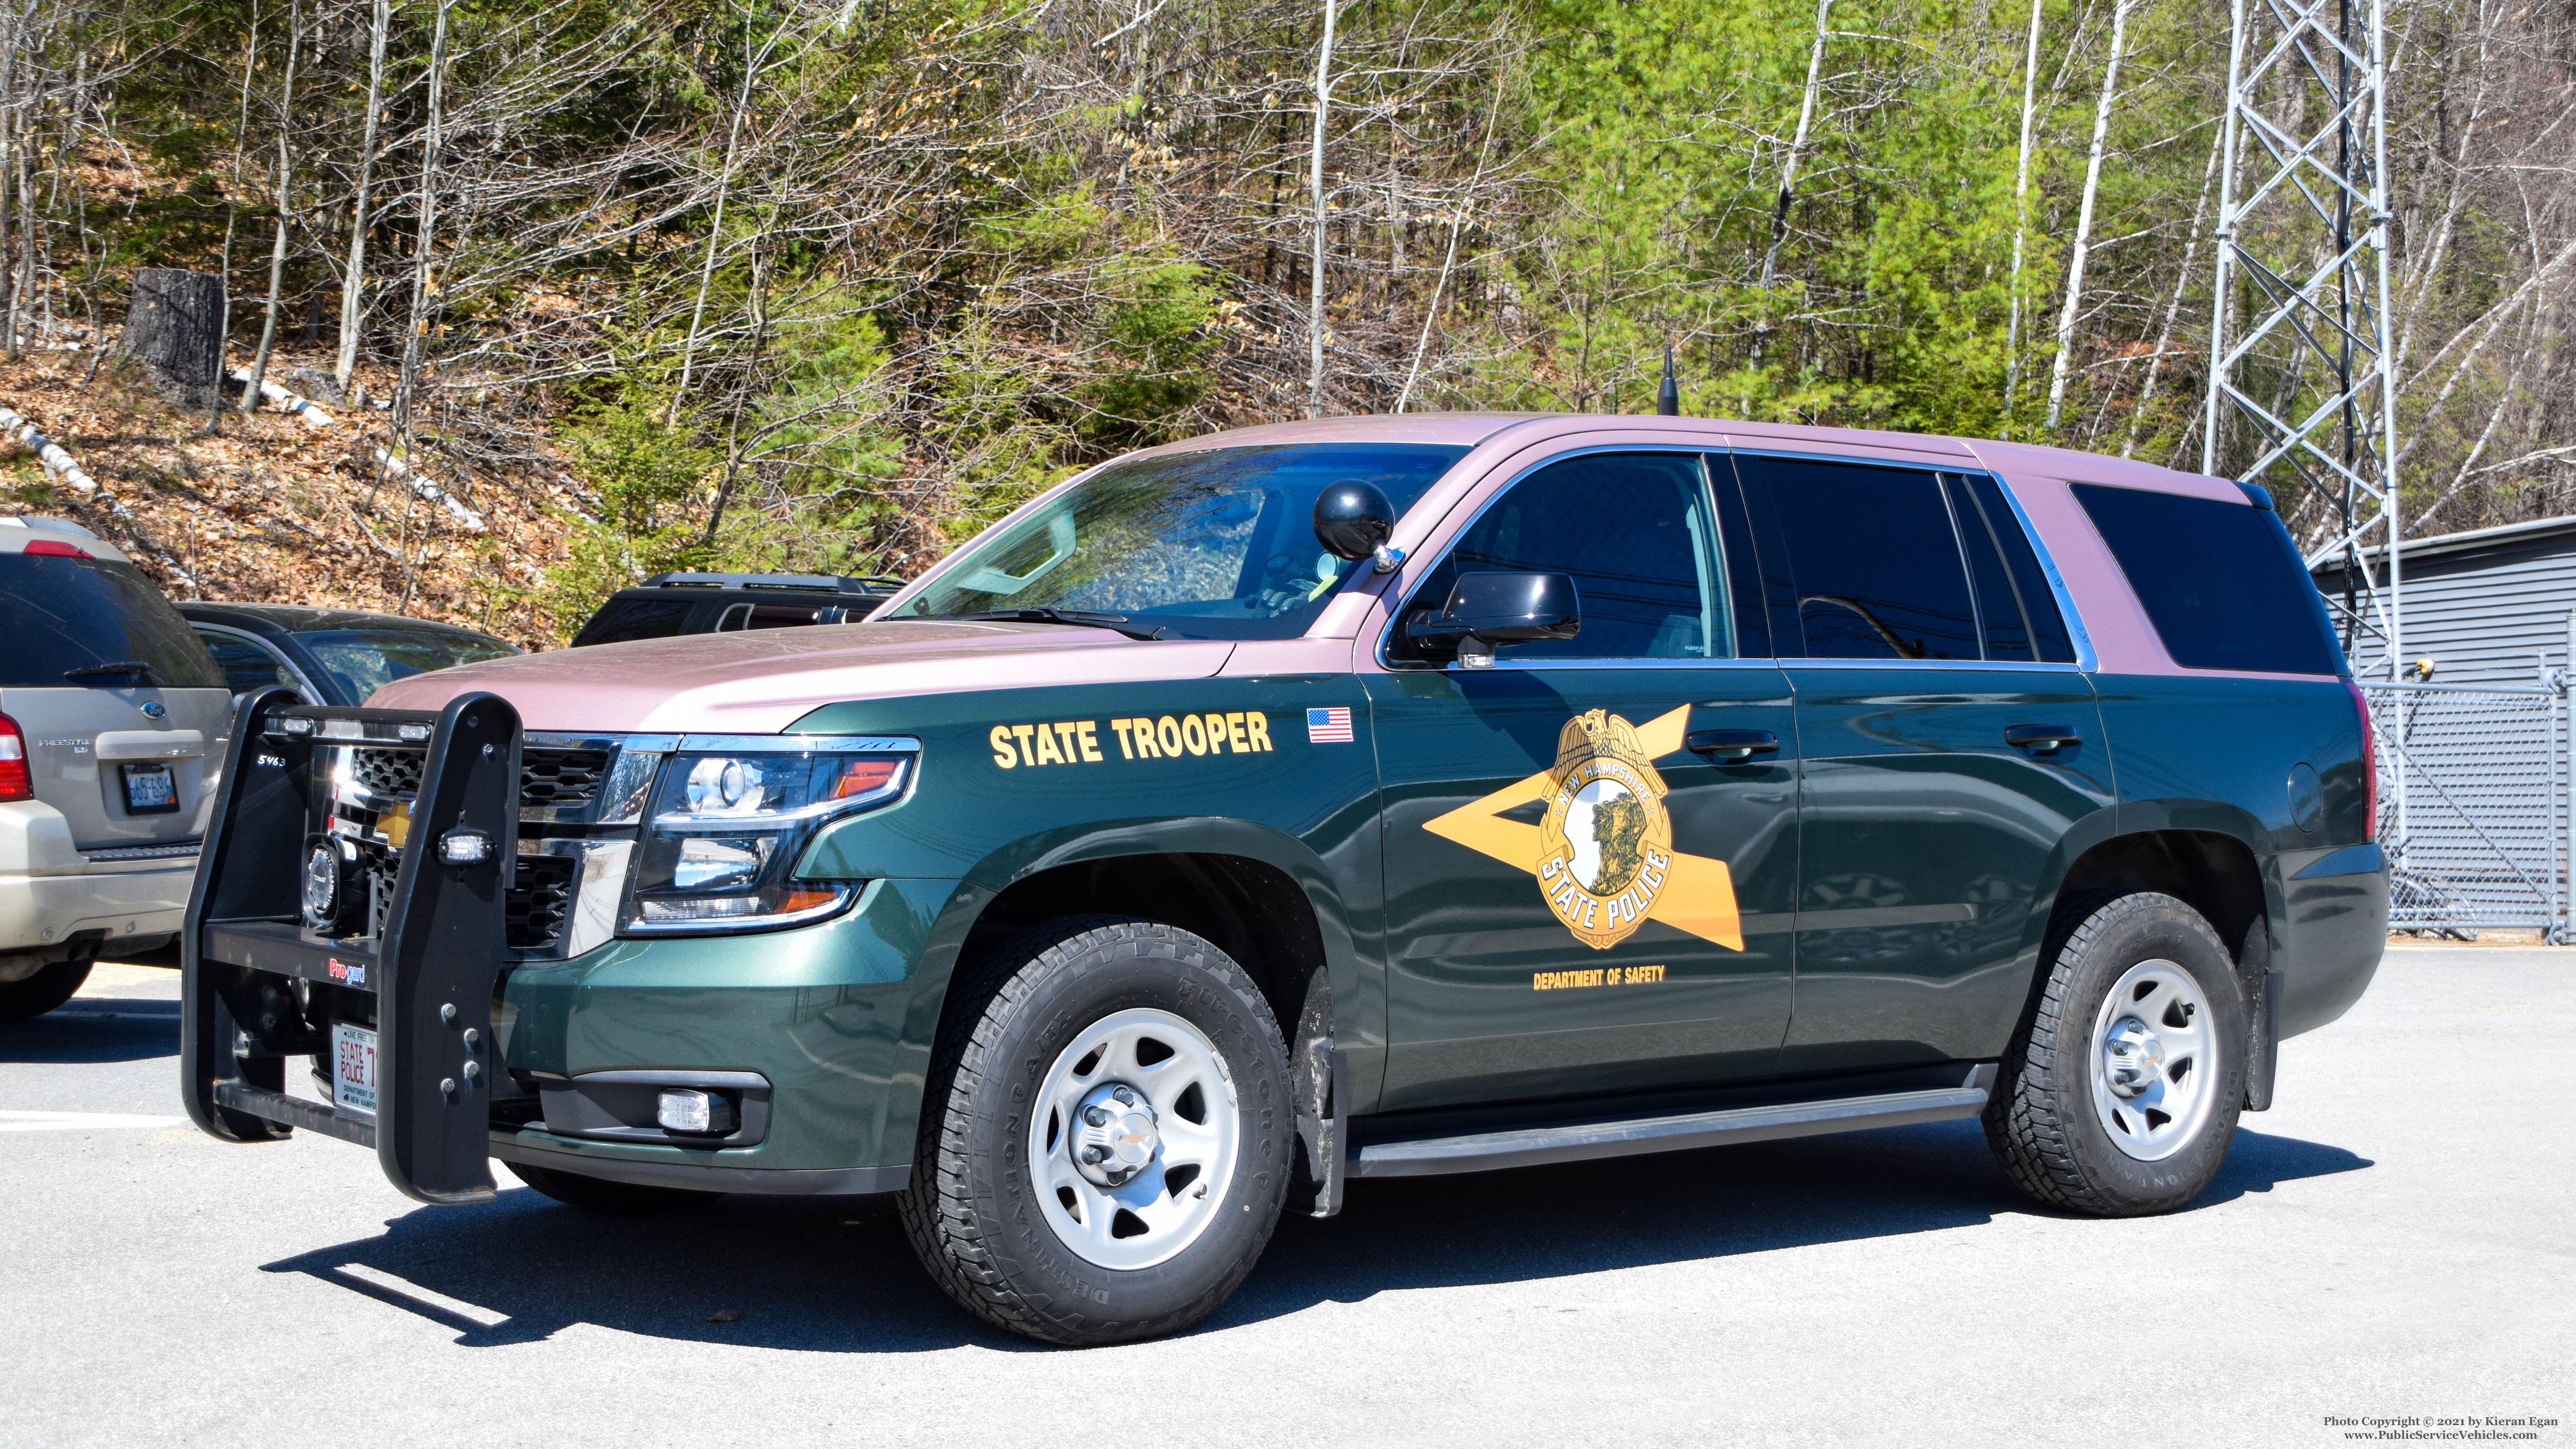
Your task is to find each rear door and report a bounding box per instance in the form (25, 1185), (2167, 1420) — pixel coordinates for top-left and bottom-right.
(0, 546), (230, 848)
(1369, 449), (1799, 1109)
(1725, 451), (2111, 1074)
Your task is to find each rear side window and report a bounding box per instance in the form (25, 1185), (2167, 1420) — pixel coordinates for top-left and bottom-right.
(0, 553), (221, 688)
(196, 630), (298, 695)
(715, 601), (827, 631)
(1945, 474), (2077, 664)
(1961, 473), (2076, 663)
(571, 597), (697, 646)
(1733, 456), (1979, 660)
(2073, 483), (2345, 675)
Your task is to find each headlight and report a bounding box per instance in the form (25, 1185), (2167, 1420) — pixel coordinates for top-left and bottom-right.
(620, 739), (913, 934)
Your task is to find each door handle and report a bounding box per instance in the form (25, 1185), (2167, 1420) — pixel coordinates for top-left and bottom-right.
(1686, 728), (1780, 762)
(2004, 724), (2082, 755)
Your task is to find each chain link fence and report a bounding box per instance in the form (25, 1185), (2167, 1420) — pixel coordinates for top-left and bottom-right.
(2364, 681), (2569, 940)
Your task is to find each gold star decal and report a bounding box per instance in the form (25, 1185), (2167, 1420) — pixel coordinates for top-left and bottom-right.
(1421, 704), (1744, 951)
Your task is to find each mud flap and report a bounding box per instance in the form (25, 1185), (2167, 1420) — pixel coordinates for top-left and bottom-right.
(1291, 1038), (1348, 1218)
(2240, 918), (2278, 1112)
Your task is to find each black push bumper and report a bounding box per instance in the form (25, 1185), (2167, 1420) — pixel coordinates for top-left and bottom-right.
(182, 688), (522, 1204)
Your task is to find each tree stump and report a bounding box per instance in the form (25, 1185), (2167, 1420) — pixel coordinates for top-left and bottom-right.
(123, 268), (225, 405)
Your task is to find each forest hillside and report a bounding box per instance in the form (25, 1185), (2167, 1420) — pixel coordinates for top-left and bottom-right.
(0, 0), (2568, 644)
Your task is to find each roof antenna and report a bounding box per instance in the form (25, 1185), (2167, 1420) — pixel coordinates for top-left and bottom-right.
(1655, 342), (1681, 416)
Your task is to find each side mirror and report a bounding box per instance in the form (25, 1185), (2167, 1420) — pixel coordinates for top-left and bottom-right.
(1407, 571), (1581, 668)
(1314, 481), (1405, 574)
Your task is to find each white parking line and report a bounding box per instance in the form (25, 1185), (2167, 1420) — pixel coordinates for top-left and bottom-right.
(0, 1110), (189, 1132)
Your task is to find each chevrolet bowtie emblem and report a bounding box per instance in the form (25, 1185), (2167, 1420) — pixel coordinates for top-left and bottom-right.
(1423, 705), (1744, 951)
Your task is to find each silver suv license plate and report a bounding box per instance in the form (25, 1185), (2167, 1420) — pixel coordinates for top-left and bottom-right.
(332, 1024), (378, 1119)
(121, 763), (178, 814)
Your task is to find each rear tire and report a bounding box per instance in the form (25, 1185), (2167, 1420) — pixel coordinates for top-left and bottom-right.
(1985, 891), (2248, 1216)
(510, 1162), (723, 1214)
(899, 916), (1293, 1346)
(0, 960), (91, 1023)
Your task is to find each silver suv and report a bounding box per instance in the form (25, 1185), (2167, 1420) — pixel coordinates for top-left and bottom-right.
(0, 515), (231, 1019)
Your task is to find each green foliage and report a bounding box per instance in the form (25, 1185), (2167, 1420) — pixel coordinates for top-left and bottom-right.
(539, 386), (722, 634)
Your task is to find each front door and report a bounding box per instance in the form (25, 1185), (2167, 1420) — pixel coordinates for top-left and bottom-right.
(1370, 450), (1798, 1111)
(1726, 452), (2113, 1074)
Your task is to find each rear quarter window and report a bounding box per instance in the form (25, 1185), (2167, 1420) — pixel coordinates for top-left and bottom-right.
(0, 553), (222, 688)
(2072, 483), (2345, 675)
(571, 597), (699, 646)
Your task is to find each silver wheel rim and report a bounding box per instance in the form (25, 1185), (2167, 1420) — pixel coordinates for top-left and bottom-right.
(2089, 959), (2218, 1162)
(1027, 1006), (1240, 1271)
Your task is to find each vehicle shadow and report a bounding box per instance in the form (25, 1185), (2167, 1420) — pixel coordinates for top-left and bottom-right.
(0, 998), (181, 1064)
(260, 1119), (2368, 1352)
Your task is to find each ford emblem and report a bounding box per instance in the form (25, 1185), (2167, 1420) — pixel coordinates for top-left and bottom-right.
(141, 701), (167, 719)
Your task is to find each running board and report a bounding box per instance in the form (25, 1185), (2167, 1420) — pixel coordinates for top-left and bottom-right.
(1348, 1064), (1997, 1179)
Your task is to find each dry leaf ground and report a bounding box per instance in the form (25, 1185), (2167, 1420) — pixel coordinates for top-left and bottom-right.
(1, 343), (577, 649)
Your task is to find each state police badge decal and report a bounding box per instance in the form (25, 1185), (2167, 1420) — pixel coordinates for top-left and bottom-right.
(1420, 702), (1745, 953)
(1537, 709), (1673, 949)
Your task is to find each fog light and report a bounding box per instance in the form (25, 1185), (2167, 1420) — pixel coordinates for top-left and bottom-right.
(657, 1088), (735, 1135)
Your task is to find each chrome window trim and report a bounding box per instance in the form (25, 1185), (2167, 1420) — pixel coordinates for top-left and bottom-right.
(1372, 443), (1738, 672)
(1774, 657), (2086, 674)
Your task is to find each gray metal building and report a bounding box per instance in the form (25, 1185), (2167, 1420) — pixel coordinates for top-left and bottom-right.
(2315, 514), (2576, 685)
(2313, 516), (2576, 937)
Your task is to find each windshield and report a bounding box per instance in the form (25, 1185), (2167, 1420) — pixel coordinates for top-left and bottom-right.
(895, 443), (1468, 640)
(0, 552), (222, 688)
(298, 627), (518, 703)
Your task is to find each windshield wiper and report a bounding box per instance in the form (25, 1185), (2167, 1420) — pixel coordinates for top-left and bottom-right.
(949, 608), (1170, 641)
(62, 660), (169, 687)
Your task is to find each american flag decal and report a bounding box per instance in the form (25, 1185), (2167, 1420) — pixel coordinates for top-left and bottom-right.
(1306, 706), (1354, 743)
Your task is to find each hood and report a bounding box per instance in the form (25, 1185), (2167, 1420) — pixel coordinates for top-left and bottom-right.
(365, 620), (1238, 734)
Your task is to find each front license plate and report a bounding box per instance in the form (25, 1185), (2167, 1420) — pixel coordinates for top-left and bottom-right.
(332, 1023), (379, 1120)
(121, 763), (178, 815)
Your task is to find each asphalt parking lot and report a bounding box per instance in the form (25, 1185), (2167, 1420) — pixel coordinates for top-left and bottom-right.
(2, 946), (2566, 1448)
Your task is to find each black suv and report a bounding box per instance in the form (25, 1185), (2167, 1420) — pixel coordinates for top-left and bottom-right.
(568, 573), (899, 648)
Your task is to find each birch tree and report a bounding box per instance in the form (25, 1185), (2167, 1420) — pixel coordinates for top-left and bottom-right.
(2044, 0), (2134, 433)
(242, 0), (301, 410)
(335, 0), (390, 396)
(1305, 0), (1338, 418)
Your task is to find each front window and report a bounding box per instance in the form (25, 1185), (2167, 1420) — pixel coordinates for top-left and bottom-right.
(295, 628), (518, 704)
(895, 443), (1469, 641)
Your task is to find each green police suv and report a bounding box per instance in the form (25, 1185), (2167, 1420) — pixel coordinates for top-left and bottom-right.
(182, 414), (2387, 1344)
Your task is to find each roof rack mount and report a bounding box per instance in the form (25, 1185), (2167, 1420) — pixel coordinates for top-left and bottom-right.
(636, 571), (901, 594)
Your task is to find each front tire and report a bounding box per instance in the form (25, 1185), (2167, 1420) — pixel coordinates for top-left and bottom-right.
(1986, 891), (2249, 1216)
(899, 916), (1293, 1346)
(0, 960), (91, 1023)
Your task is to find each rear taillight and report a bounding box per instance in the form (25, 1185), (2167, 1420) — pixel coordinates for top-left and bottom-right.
(2344, 679), (2377, 841)
(20, 538), (92, 559)
(0, 713), (30, 803)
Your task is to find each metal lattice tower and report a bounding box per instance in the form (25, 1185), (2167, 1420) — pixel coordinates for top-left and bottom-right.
(2203, 0), (2402, 680)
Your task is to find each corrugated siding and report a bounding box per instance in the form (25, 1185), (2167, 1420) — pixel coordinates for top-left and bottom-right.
(2316, 532), (2576, 685)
